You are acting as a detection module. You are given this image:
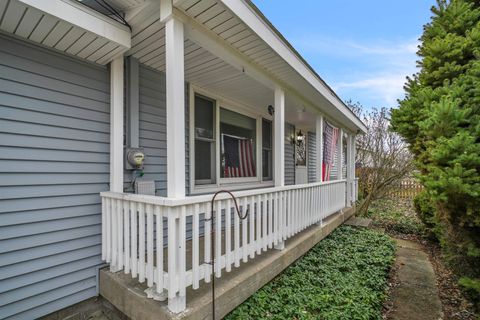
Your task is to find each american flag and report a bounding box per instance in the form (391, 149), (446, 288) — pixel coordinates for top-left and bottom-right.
(223, 134), (256, 177)
(322, 121), (339, 181)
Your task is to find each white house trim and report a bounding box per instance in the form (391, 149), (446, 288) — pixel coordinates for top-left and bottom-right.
(315, 114), (324, 182)
(274, 87), (285, 187)
(18, 0), (131, 49)
(165, 15), (186, 199)
(188, 84), (274, 194)
(109, 56), (124, 194)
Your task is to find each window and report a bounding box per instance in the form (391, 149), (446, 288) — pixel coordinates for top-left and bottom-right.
(262, 119), (272, 180)
(191, 90), (272, 189)
(194, 95), (216, 185)
(220, 108), (256, 178)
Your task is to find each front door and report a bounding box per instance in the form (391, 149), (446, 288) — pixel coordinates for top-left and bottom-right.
(295, 130), (308, 184)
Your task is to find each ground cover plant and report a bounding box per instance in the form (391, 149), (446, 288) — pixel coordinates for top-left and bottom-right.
(362, 198), (425, 236)
(225, 226), (396, 320)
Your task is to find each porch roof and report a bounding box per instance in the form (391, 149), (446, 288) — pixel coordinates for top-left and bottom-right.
(1, 0), (131, 65)
(105, 0), (367, 133)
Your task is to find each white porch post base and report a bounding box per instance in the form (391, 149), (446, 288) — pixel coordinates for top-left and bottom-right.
(168, 295), (186, 313)
(145, 286), (167, 301)
(274, 241), (285, 250)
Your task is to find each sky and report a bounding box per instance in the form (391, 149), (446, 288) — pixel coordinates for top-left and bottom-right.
(252, 1), (436, 110)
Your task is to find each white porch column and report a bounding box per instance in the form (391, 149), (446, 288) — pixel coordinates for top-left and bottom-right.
(273, 87), (285, 250)
(274, 87), (285, 187)
(110, 56), (124, 192)
(315, 114), (323, 182)
(161, 1), (186, 313)
(336, 128), (343, 180)
(164, 12), (186, 198)
(346, 133), (354, 205)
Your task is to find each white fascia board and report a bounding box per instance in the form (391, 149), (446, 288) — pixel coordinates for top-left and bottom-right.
(19, 0), (131, 49)
(220, 0), (366, 133)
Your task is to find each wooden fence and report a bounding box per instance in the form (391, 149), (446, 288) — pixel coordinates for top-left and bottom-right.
(387, 178), (423, 199)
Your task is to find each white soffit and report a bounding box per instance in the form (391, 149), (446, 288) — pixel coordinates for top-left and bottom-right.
(0, 0), (131, 65)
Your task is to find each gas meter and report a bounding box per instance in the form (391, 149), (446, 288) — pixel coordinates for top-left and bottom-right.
(126, 148), (145, 170)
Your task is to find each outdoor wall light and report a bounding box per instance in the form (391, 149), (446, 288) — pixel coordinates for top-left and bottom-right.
(291, 130), (305, 146)
(267, 105), (274, 115)
(296, 130), (304, 145)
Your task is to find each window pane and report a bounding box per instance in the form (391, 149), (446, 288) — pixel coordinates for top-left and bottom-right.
(195, 95), (214, 139)
(262, 150), (272, 180)
(262, 119), (272, 149)
(220, 108), (256, 178)
(195, 140), (215, 184)
(262, 119), (273, 180)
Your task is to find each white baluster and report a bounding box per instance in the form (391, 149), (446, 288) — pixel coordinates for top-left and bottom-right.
(124, 200), (130, 273)
(179, 206), (187, 298)
(256, 195), (261, 255)
(282, 191), (287, 240)
(215, 200), (222, 277)
(234, 198), (240, 268)
(139, 202), (145, 283)
(111, 199), (117, 271)
(155, 205), (164, 293)
(147, 204), (154, 287)
(204, 202), (211, 283)
(225, 199), (232, 272)
(131, 201), (138, 278)
(267, 193), (273, 248)
(167, 207), (178, 298)
(249, 196), (255, 258)
(102, 197), (106, 261)
(192, 203), (200, 289)
(105, 197), (111, 263)
(242, 197), (248, 262)
(262, 194), (268, 251)
(117, 199), (124, 270)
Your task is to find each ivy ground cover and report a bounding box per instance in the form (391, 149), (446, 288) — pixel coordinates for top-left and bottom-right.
(225, 226), (396, 320)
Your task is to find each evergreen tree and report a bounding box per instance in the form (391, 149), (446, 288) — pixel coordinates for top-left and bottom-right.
(391, 0), (480, 305)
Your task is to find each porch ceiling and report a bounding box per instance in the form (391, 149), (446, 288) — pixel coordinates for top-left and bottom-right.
(0, 0), (131, 65)
(124, 0), (320, 130)
(123, 0), (365, 133)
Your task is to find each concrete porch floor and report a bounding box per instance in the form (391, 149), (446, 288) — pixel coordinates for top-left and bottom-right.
(99, 207), (355, 320)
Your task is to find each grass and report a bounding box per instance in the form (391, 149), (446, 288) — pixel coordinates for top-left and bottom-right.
(361, 198), (425, 236)
(225, 226), (396, 320)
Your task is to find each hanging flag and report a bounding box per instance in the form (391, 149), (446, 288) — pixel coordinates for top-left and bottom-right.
(322, 121), (339, 181)
(223, 134), (256, 178)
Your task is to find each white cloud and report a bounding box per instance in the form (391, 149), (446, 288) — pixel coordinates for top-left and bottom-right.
(292, 35), (420, 107)
(334, 74), (408, 106)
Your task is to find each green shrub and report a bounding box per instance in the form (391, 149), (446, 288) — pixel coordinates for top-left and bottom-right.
(412, 191), (439, 240)
(225, 226), (396, 320)
(390, 0), (480, 309)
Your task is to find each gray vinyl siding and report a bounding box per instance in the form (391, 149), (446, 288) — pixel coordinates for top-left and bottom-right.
(307, 132), (316, 183)
(285, 122), (295, 185)
(124, 63), (189, 197)
(0, 35), (108, 320)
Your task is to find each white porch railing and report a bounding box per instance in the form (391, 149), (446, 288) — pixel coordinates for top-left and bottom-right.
(101, 180), (348, 313)
(353, 178), (359, 202)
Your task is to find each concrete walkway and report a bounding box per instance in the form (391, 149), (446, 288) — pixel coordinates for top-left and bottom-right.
(389, 239), (443, 320)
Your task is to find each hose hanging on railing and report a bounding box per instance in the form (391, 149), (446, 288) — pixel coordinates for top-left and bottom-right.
(208, 190), (249, 320)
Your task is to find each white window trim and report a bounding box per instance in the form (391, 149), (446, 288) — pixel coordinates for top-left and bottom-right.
(189, 84), (273, 195)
